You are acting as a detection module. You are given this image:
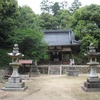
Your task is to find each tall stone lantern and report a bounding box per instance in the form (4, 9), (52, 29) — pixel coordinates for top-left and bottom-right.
(2, 44), (27, 91)
(82, 43), (100, 92)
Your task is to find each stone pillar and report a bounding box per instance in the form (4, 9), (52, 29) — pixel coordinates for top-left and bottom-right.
(89, 67), (98, 78)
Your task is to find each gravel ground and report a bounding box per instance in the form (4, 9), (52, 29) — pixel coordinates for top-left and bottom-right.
(0, 74), (100, 100)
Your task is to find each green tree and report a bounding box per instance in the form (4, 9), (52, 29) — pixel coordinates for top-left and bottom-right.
(39, 12), (59, 29)
(11, 29), (47, 61)
(56, 10), (71, 29)
(40, 0), (52, 13)
(0, 0), (18, 47)
(14, 6), (38, 29)
(71, 4), (100, 54)
(69, 0), (81, 14)
(9, 6), (47, 61)
(73, 5), (100, 37)
(80, 35), (98, 54)
(60, 1), (68, 10)
(51, 2), (60, 15)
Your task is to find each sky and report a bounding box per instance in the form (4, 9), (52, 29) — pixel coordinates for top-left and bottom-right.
(17, 0), (100, 14)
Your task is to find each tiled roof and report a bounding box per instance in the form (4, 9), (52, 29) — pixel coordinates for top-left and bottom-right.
(44, 30), (80, 46)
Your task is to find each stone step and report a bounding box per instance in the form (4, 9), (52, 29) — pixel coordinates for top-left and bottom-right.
(48, 66), (61, 75)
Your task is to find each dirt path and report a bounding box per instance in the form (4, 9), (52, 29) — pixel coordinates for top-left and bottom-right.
(0, 74), (100, 100)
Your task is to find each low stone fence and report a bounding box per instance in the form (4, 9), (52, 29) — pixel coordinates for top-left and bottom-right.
(62, 65), (100, 74)
(38, 65), (48, 74)
(38, 65), (100, 74)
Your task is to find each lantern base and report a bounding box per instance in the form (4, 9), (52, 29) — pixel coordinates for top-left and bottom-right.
(2, 86), (27, 91)
(2, 77), (27, 91)
(82, 77), (100, 92)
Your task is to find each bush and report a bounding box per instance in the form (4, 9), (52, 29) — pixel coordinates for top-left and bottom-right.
(0, 49), (11, 68)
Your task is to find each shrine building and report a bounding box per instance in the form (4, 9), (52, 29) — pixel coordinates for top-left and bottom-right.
(43, 30), (81, 65)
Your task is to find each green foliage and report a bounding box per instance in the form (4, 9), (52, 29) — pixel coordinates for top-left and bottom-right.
(0, 0), (18, 47)
(8, 6), (48, 61)
(14, 6), (38, 29)
(19, 35), (47, 61)
(9, 28), (42, 43)
(0, 49), (11, 67)
(80, 35), (98, 53)
(72, 54), (88, 65)
(40, 0), (72, 29)
(71, 4), (100, 56)
(73, 4), (100, 28)
(60, 1), (68, 10)
(51, 2), (60, 15)
(9, 28), (48, 61)
(40, 0), (52, 13)
(66, 4), (100, 64)
(56, 10), (71, 29)
(39, 12), (59, 29)
(39, 9), (72, 30)
(43, 54), (49, 60)
(69, 0), (81, 14)
(40, 0), (68, 15)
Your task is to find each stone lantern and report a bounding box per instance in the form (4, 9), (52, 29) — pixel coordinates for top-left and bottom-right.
(82, 43), (100, 92)
(2, 44), (27, 91)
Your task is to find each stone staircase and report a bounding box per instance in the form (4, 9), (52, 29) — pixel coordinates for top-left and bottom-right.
(48, 65), (61, 75)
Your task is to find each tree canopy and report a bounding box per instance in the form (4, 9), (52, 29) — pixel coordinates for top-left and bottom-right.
(69, 0), (81, 14)
(9, 5), (47, 61)
(71, 4), (100, 54)
(0, 0), (18, 47)
(0, 1), (47, 63)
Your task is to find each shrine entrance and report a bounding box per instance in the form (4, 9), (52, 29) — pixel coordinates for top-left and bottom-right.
(50, 52), (61, 61)
(48, 47), (72, 65)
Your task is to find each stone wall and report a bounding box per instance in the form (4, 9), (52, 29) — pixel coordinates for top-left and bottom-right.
(38, 65), (48, 74)
(62, 65), (90, 74)
(63, 65), (100, 74)
(38, 65), (100, 74)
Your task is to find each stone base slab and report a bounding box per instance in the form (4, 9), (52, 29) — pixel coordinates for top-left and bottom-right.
(81, 86), (100, 92)
(84, 81), (100, 88)
(1, 86), (27, 91)
(87, 77), (100, 83)
(82, 77), (100, 92)
(5, 82), (25, 88)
